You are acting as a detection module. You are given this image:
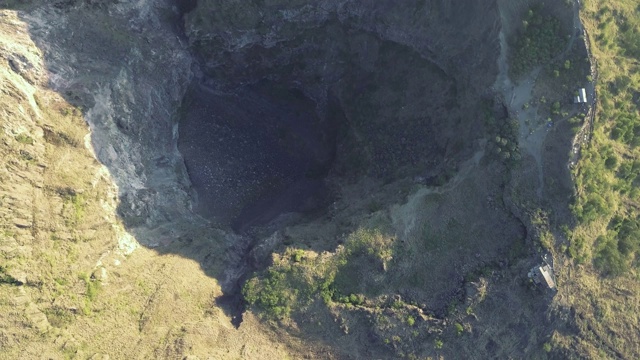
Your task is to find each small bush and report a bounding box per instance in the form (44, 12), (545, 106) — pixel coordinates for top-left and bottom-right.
(466, 306), (473, 315)
(0, 266), (19, 285)
(434, 339), (443, 349)
(15, 133), (33, 145)
(594, 236), (628, 276)
(44, 307), (74, 328)
(391, 300), (404, 310)
(604, 155), (618, 169)
(291, 249), (304, 263)
(551, 101), (561, 115)
(242, 270), (295, 320)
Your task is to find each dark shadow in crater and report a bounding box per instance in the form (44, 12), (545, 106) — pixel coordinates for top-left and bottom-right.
(178, 80), (338, 233)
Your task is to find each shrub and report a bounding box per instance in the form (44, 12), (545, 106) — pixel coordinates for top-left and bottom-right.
(242, 270), (295, 320)
(434, 339), (443, 349)
(551, 101), (561, 115)
(466, 306), (473, 315)
(594, 236), (628, 276)
(44, 307), (74, 328)
(291, 249), (304, 263)
(0, 266), (19, 285)
(604, 155), (618, 169)
(617, 219), (640, 255)
(391, 300), (404, 310)
(15, 133), (33, 145)
(509, 6), (567, 77)
(243, 227), (392, 319)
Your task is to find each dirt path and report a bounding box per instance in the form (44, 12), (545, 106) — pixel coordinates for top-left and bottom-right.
(494, 0), (584, 199)
(494, 20), (545, 197)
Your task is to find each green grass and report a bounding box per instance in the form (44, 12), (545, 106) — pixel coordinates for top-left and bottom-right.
(242, 228), (395, 321)
(570, 0), (640, 276)
(78, 272), (102, 316)
(545, 1), (640, 357)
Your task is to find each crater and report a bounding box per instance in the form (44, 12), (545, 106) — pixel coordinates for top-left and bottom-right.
(178, 23), (468, 234)
(179, 80), (337, 232)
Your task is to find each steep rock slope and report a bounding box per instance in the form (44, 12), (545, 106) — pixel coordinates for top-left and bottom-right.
(0, 4), (299, 359)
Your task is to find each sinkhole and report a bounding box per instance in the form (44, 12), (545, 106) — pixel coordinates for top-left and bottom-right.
(178, 80), (338, 232)
(177, 21), (463, 234)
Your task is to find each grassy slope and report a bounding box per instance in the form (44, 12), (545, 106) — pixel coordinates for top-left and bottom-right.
(0, 9), (299, 360)
(551, 0), (640, 358)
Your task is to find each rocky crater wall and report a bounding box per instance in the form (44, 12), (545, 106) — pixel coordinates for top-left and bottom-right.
(14, 0), (504, 241)
(180, 0), (503, 230)
(20, 1), (197, 243)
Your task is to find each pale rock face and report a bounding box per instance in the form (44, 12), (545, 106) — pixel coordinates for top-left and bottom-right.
(20, 1), (197, 244)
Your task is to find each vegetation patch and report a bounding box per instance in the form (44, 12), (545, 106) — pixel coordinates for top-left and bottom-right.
(570, 1), (640, 274)
(591, 216), (640, 276)
(484, 101), (521, 166)
(547, 1), (640, 358)
(242, 228), (395, 321)
(15, 133), (34, 145)
(43, 307), (75, 328)
(0, 265), (20, 285)
(509, 5), (569, 78)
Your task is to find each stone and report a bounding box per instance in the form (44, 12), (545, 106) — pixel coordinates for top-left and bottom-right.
(13, 218), (31, 228)
(91, 267), (108, 282)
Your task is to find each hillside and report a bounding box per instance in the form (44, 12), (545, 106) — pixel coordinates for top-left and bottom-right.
(0, 0), (637, 359)
(549, 0), (640, 358)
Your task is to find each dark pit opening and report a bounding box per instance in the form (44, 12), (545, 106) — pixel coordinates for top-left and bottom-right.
(176, 16), (482, 328)
(178, 80), (337, 232)
(177, 24), (464, 235)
